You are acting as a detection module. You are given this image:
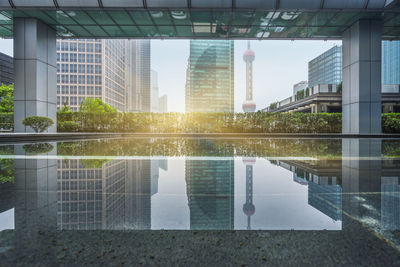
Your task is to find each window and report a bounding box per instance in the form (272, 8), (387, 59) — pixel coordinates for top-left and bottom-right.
(78, 53), (85, 63)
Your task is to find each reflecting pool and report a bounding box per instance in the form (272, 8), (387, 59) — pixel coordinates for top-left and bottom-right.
(0, 138), (400, 264)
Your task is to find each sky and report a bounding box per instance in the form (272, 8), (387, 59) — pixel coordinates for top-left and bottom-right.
(0, 38), (341, 112)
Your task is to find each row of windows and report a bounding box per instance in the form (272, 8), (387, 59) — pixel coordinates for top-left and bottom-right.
(57, 41), (102, 53)
(57, 74), (102, 85)
(57, 53), (102, 63)
(57, 85), (102, 95)
(58, 63), (102, 74)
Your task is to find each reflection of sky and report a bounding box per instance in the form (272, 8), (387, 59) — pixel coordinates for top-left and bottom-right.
(151, 158), (341, 230)
(0, 208), (14, 231)
(151, 159), (190, 229)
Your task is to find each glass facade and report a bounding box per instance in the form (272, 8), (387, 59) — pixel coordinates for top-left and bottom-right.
(186, 40), (234, 112)
(309, 42), (400, 89)
(308, 45), (342, 88)
(382, 41), (400, 85)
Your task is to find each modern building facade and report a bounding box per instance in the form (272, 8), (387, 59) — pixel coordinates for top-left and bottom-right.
(185, 40), (234, 113)
(382, 41), (400, 85)
(56, 39), (127, 111)
(159, 95), (168, 113)
(308, 45), (342, 88)
(0, 52), (13, 85)
(151, 69), (159, 112)
(126, 40), (151, 112)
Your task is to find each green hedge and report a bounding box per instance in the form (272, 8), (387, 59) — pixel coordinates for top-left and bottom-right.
(56, 112), (343, 133)
(2, 112), (400, 133)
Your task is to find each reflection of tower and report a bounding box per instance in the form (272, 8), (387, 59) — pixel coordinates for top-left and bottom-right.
(242, 158), (256, 230)
(242, 41), (256, 112)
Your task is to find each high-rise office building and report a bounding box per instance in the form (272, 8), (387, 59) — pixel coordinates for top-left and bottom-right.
(309, 42), (400, 89)
(0, 52), (13, 85)
(382, 41), (400, 85)
(151, 69), (159, 112)
(185, 40), (234, 112)
(56, 39), (127, 111)
(126, 40), (151, 112)
(308, 45), (342, 88)
(159, 94), (168, 113)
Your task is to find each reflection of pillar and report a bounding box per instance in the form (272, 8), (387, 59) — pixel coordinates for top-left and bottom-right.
(242, 158), (255, 230)
(342, 139), (382, 229)
(14, 143), (57, 253)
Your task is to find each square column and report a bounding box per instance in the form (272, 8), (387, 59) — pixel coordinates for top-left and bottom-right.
(342, 20), (382, 134)
(13, 18), (57, 132)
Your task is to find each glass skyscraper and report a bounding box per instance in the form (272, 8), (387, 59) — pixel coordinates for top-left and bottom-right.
(186, 40), (234, 112)
(382, 41), (400, 85)
(308, 45), (342, 88)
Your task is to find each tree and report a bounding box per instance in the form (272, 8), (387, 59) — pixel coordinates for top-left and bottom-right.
(0, 83), (13, 113)
(22, 116), (54, 133)
(337, 81), (342, 94)
(80, 98), (117, 114)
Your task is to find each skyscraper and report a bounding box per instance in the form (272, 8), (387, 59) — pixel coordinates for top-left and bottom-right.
(126, 40), (151, 112)
(0, 52), (13, 85)
(185, 40), (234, 112)
(242, 41), (256, 112)
(308, 45), (342, 88)
(151, 70), (159, 112)
(159, 94), (168, 113)
(382, 41), (400, 85)
(56, 39), (127, 111)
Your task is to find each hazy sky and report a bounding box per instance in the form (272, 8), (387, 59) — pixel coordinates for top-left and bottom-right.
(0, 38), (341, 112)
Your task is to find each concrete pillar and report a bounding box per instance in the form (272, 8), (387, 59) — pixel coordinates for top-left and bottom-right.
(13, 18), (57, 132)
(342, 20), (382, 134)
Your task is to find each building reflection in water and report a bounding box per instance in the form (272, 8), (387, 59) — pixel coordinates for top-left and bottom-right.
(272, 159), (342, 221)
(56, 159), (167, 230)
(185, 159), (234, 230)
(1, 139), (399, 232)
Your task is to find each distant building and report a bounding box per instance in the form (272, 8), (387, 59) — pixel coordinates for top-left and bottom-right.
(185, 40), (234, 112)
(56, 39), (127, 111)
(382, 41), (400, 85)
(308, 45), (342, 88)
(159, 94), (168, 113)
(126, 40), (151, 112)
(293, 81), (308, 95)
(151, 70), (159, 112)
(0, 52), (13, 85)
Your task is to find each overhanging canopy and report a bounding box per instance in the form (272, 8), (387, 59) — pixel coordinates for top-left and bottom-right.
(0, 0), (399, 39)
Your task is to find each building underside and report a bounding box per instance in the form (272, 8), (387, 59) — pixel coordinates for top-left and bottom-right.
(0, 1), (399, 40)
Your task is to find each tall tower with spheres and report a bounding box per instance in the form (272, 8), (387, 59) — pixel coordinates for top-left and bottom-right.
(242, 41), (256, 112)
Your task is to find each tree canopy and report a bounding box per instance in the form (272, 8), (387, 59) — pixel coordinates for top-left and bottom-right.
(0, 83), (13, 113)
(79, 98), (117, 114)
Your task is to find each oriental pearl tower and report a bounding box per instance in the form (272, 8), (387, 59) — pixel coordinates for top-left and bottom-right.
(242, 158), (256, 230)
(242, 41), (256, 112)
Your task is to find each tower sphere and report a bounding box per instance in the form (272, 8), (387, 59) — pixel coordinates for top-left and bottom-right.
(243, 49), (255, 61)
